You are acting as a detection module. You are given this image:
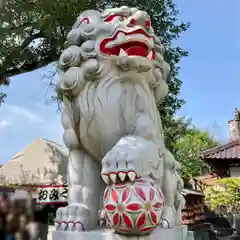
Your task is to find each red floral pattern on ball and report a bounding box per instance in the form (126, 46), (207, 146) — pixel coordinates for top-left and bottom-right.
(103, 178), (164, 234)
(134, 183), (162, 228)
(104, 186), (133, 227)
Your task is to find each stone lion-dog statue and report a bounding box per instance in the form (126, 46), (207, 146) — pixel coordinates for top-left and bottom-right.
(55, 6), (185, 232)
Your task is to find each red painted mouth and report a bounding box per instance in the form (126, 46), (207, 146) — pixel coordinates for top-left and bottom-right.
(99, 29), (155, 59)
(101, 41), (148, 56)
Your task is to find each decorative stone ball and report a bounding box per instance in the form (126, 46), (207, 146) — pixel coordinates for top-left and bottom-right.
(103, 178), (164, 235)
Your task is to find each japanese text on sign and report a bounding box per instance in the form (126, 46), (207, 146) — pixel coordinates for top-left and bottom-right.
(36, 185), (68, 204)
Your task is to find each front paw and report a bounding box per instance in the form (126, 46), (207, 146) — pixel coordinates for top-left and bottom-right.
(101, 137), (144, 184)
(101, 150), (139, 184)
(54, 204), (90, 232)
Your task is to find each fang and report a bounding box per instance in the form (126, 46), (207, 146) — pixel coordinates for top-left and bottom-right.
(119, 48), (128, 57)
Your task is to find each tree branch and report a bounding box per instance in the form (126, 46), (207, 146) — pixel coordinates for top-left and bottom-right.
(20, 31), (45, 48)
(0, 54), (59, 81)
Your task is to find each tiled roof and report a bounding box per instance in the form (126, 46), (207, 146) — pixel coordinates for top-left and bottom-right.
(1, 137), (68, 185)
(202, 140), (240, 160)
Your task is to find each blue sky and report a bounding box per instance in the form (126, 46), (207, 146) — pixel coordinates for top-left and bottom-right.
(0, 0), (239, 163)
(176, 0), (240, 138)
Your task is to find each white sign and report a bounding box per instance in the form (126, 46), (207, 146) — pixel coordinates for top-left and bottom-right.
(36, 184), (68, 204)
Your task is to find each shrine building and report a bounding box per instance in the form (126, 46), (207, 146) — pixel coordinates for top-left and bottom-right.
(201, 109), (240, 178)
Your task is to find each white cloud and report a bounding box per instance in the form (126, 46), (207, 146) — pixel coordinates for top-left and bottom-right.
(0, 120), (10, 129)
(0, 102), (64, 162)
(0, 66), (64, 162)
(3, 104), (44, 124)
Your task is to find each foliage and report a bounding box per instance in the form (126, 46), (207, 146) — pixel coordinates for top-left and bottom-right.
(163, 116), (191, 154)
(0, 78), (9, 106)
(204, 178), (240, 215)
(0, 0), (98, 80)
(0, 0), (99, 104)
(0, 0), (190, 152)
(174, 126), (219, 182)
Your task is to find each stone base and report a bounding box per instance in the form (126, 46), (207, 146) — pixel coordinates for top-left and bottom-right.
(52, 225), (194, 240)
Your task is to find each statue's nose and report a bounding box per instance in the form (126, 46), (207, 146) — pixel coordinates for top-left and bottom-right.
(127, 11), (151, 29)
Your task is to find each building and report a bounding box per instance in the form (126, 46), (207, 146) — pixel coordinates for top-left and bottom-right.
(201, 109), (240, 178)
(0, 137), (68, 198)
(181, 110), (240, 227)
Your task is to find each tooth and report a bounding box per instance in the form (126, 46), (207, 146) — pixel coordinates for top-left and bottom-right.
(110, 173), (117, 183)
(119, 49), (128, 57)
(102, 175), (109, 184)
(117, 32), (126, 42)
(147, 51), (153, 59)
(128, 172), (136, 181)
(118, 172), (126, 182)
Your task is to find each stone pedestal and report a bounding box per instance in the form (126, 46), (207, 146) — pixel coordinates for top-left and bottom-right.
(52, 225), (194, 240)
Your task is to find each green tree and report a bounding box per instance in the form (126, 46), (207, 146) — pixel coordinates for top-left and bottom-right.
(0, 0), (189, 149)
(204, 178), (240, 215)
(175, 126), (220, 182)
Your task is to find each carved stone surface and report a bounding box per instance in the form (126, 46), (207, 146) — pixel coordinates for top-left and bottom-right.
(54, 4), (187, 237)
(52, 225), (193, 240)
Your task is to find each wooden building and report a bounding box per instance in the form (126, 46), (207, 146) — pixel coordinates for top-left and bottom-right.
(183, 108), (240, 227)
(201, 109), (240, 178)
(182, 189), (206, 225)
(202, 141), (240, 178)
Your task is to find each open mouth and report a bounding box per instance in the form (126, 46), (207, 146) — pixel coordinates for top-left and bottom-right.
(99, 28), (155, 60)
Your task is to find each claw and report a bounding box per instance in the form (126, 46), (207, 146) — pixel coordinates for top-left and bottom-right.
(60, 221), (68, 231)
(128, 171), (136, 181)
(68, 221), (74, 231)
(162, 219), (170, 229)
(54, 220), (60, 229)
(118, 172), (126, 182)
(74, 221), (85, 231)
(110, 173), (117, 183)
(102, 174), (109, 184)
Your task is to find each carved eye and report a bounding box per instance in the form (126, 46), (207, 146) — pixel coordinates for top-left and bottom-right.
(104, 15), (126, 22)
(79, 17), (91, 25)
(74, 17), (91, 29)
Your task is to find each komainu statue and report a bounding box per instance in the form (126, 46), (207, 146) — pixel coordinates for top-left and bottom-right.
(54, 6), (185, 235)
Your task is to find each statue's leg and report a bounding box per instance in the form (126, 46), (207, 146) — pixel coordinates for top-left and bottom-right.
(161, 151), (178, 228)
(176, 192), (185, 225)
(162, 173), (176, 228)
(101, 112), (162, 183)
(55, 150), (101, 232)
(175, 170), (186, 225)
(55, 108), (101, 232)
